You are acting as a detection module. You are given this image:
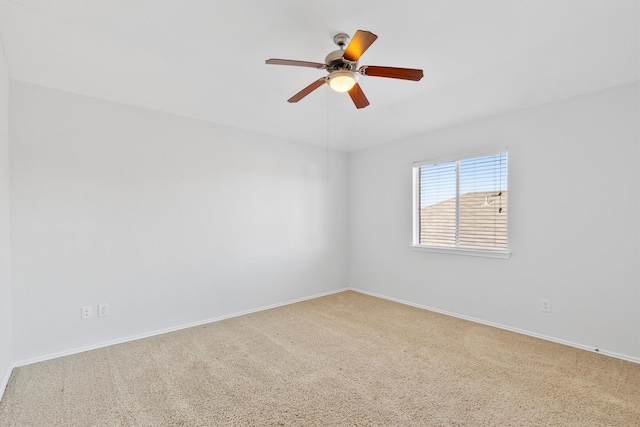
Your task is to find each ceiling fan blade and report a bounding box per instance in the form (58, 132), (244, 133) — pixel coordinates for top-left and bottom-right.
(348, 83), (370, 109)
(266, 59), (326, 69)
(287, 78), (326, 103)
(361, 66), (424, 81)
(343, 30), (378, 62)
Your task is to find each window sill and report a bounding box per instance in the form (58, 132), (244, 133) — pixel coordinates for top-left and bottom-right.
(410, 245), (511, 259)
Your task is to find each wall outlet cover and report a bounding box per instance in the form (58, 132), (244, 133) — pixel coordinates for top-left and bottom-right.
(81, 305), (92, 320)
(541, 298), (551, 312)
(98, 303), (109, 317)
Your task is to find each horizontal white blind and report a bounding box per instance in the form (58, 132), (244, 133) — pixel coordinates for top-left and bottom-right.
(458, 154), (507, 248)
(418, 161), (457, 247)
(418, 152), (507, 249)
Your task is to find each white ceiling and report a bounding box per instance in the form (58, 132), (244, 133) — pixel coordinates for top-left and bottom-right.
(0, 0), (638, 151)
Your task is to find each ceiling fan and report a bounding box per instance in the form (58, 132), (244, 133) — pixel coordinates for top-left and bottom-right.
(265, 30), (423, 109)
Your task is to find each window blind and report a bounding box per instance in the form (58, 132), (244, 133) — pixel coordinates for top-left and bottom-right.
(417, 152), (507, 249)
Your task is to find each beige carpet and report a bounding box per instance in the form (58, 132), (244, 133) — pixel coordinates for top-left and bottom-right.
(1, 291), (639, 426)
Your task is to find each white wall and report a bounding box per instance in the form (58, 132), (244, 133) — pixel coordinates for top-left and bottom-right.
(4, 77), (639, 372)
(9, 81), (349, 364)
(349, 82), (640, 361)
(0, 32), (13, 396)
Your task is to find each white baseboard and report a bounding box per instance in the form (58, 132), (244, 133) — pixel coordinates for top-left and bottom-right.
(348, 287), (640, 365)
(12, 285), (639, 370)
(13, 287), (350, 368)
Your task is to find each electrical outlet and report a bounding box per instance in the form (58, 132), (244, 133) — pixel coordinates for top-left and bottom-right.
(98, 303), (109, 317)
(541, 298), (551, 313)
(81, 305), (93, 320)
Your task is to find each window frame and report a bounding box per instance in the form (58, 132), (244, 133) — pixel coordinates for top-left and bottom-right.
(411, 149), (511, 259)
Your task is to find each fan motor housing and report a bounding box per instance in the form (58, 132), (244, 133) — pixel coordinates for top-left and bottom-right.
(325, 49), (357, 71)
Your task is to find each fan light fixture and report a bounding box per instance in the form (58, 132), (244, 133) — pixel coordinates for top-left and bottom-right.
(265, 30), (424, 109)
(328, 70), (357, 92)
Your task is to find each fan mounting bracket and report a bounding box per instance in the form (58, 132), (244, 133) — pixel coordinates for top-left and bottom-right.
(333, 33), (350, 49)
(325, 50), (357, 71)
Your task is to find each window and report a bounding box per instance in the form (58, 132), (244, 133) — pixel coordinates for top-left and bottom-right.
(412, 151), (509, 258)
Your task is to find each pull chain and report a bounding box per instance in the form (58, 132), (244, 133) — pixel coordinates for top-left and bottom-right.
(326, 85), (330, 182)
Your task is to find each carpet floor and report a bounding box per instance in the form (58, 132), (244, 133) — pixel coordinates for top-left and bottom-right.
(0, 291), (639, 426)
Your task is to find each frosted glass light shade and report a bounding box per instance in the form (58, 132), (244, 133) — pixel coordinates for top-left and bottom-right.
(328, 71), (357, 92)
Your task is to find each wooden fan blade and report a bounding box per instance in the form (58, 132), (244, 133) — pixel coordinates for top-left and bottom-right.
(266, 59), (326, 69)
(287, 78), (326, 103)
(347, 83), (370, 109)
(361, 66), (424, 81)
(343, 30), (378, 62)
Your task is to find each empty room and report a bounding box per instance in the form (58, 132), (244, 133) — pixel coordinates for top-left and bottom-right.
(0, 0), (639, 425)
